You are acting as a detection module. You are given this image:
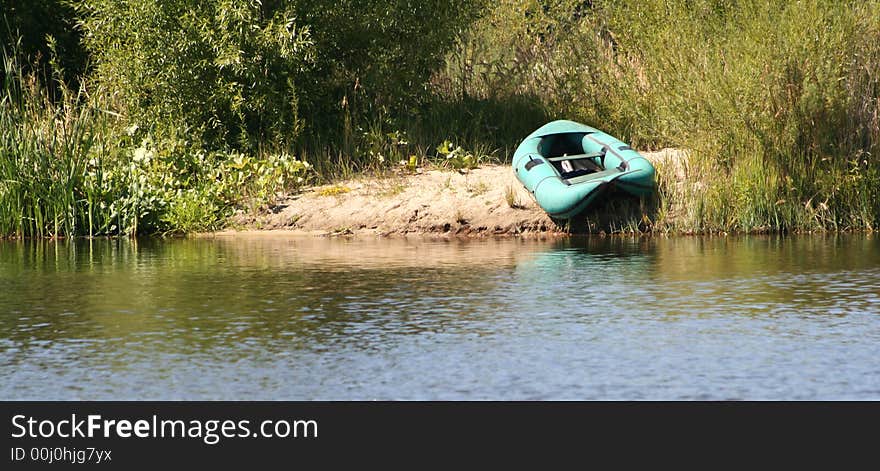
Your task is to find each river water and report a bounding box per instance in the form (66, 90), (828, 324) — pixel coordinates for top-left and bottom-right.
(1, 234), (878, 400)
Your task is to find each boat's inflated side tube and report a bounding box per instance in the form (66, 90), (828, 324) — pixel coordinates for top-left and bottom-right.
(512, 120), (656, 218)
(580, 132), (655, 196)
(513, 137), (609, 218)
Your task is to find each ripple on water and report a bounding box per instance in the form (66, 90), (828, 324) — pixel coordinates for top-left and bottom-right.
(0, 235), (878, 399)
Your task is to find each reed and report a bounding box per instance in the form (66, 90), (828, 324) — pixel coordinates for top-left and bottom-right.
(4, 1), (879, 236)
(1, 45), (310, 238)
(439, 0), (880, 233)
(0, 46), (102, 238)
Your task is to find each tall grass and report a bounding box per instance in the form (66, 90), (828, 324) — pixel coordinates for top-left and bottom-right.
(4, 1), (879, 236)
(0, 46), (102, 238)
(436, 0), (880, 233)
(1, 45), (310, 238)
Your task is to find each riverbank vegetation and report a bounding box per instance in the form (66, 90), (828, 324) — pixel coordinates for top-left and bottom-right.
(2, 0), (879, 237)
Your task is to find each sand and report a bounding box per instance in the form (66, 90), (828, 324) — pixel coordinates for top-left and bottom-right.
(225, 149), (687, 237)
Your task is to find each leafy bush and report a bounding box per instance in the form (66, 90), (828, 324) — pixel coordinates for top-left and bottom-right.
(98, 133), (312, 235)
(1, 46), (311, 238)
(76, 0), (482, 152)
(1, 0), (86, 88)
(6, 0), (879, 236)
(76, 0), (314, 151)
(435, 140), (486, 171)
(292, 0), (482, 134)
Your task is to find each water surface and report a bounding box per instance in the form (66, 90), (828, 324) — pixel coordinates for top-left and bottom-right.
(1, 234), (878, 399)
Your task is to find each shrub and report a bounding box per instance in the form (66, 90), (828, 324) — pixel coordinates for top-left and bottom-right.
(75, 0), (314, 151)
(292, 0), (482, 133)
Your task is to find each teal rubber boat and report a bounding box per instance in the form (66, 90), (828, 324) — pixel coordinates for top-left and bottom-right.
(512, 120), (655, 219)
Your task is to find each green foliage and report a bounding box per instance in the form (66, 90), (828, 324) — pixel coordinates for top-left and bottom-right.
(443, 0), (880, 232)
(287, 0), (486, 176)
(362, 126), (410, 169)
(75, 0), (482, 153)
(1, 47), (311, 238)
(435, 140), (487, 170)
(76, 0), (314, 151)
(402, 154), (419, 173)
(71, 0), (485, 175)
(1, 0), (87, 88)
(110, 134), (311, 234)
(0, 49), (97, 238)
(5, 0), (880, 236)
(293, 0), (483, 134)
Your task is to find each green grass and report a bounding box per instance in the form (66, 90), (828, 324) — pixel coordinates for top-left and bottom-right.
(291, 0), (880, 235)
(435, 0), (880, 234)
(0, 47), (101, 238)
(503, 184), (524, 209)
(3, 1), (879, 237)
(1, 46), (310, 238)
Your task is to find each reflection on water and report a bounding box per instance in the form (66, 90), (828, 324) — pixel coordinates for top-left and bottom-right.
(1, 234), (878, 399)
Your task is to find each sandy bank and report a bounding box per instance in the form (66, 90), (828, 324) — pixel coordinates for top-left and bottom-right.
(226, 149), (687, 237)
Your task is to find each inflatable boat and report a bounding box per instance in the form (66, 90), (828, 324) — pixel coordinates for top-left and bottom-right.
(512, 120), (655, 219)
